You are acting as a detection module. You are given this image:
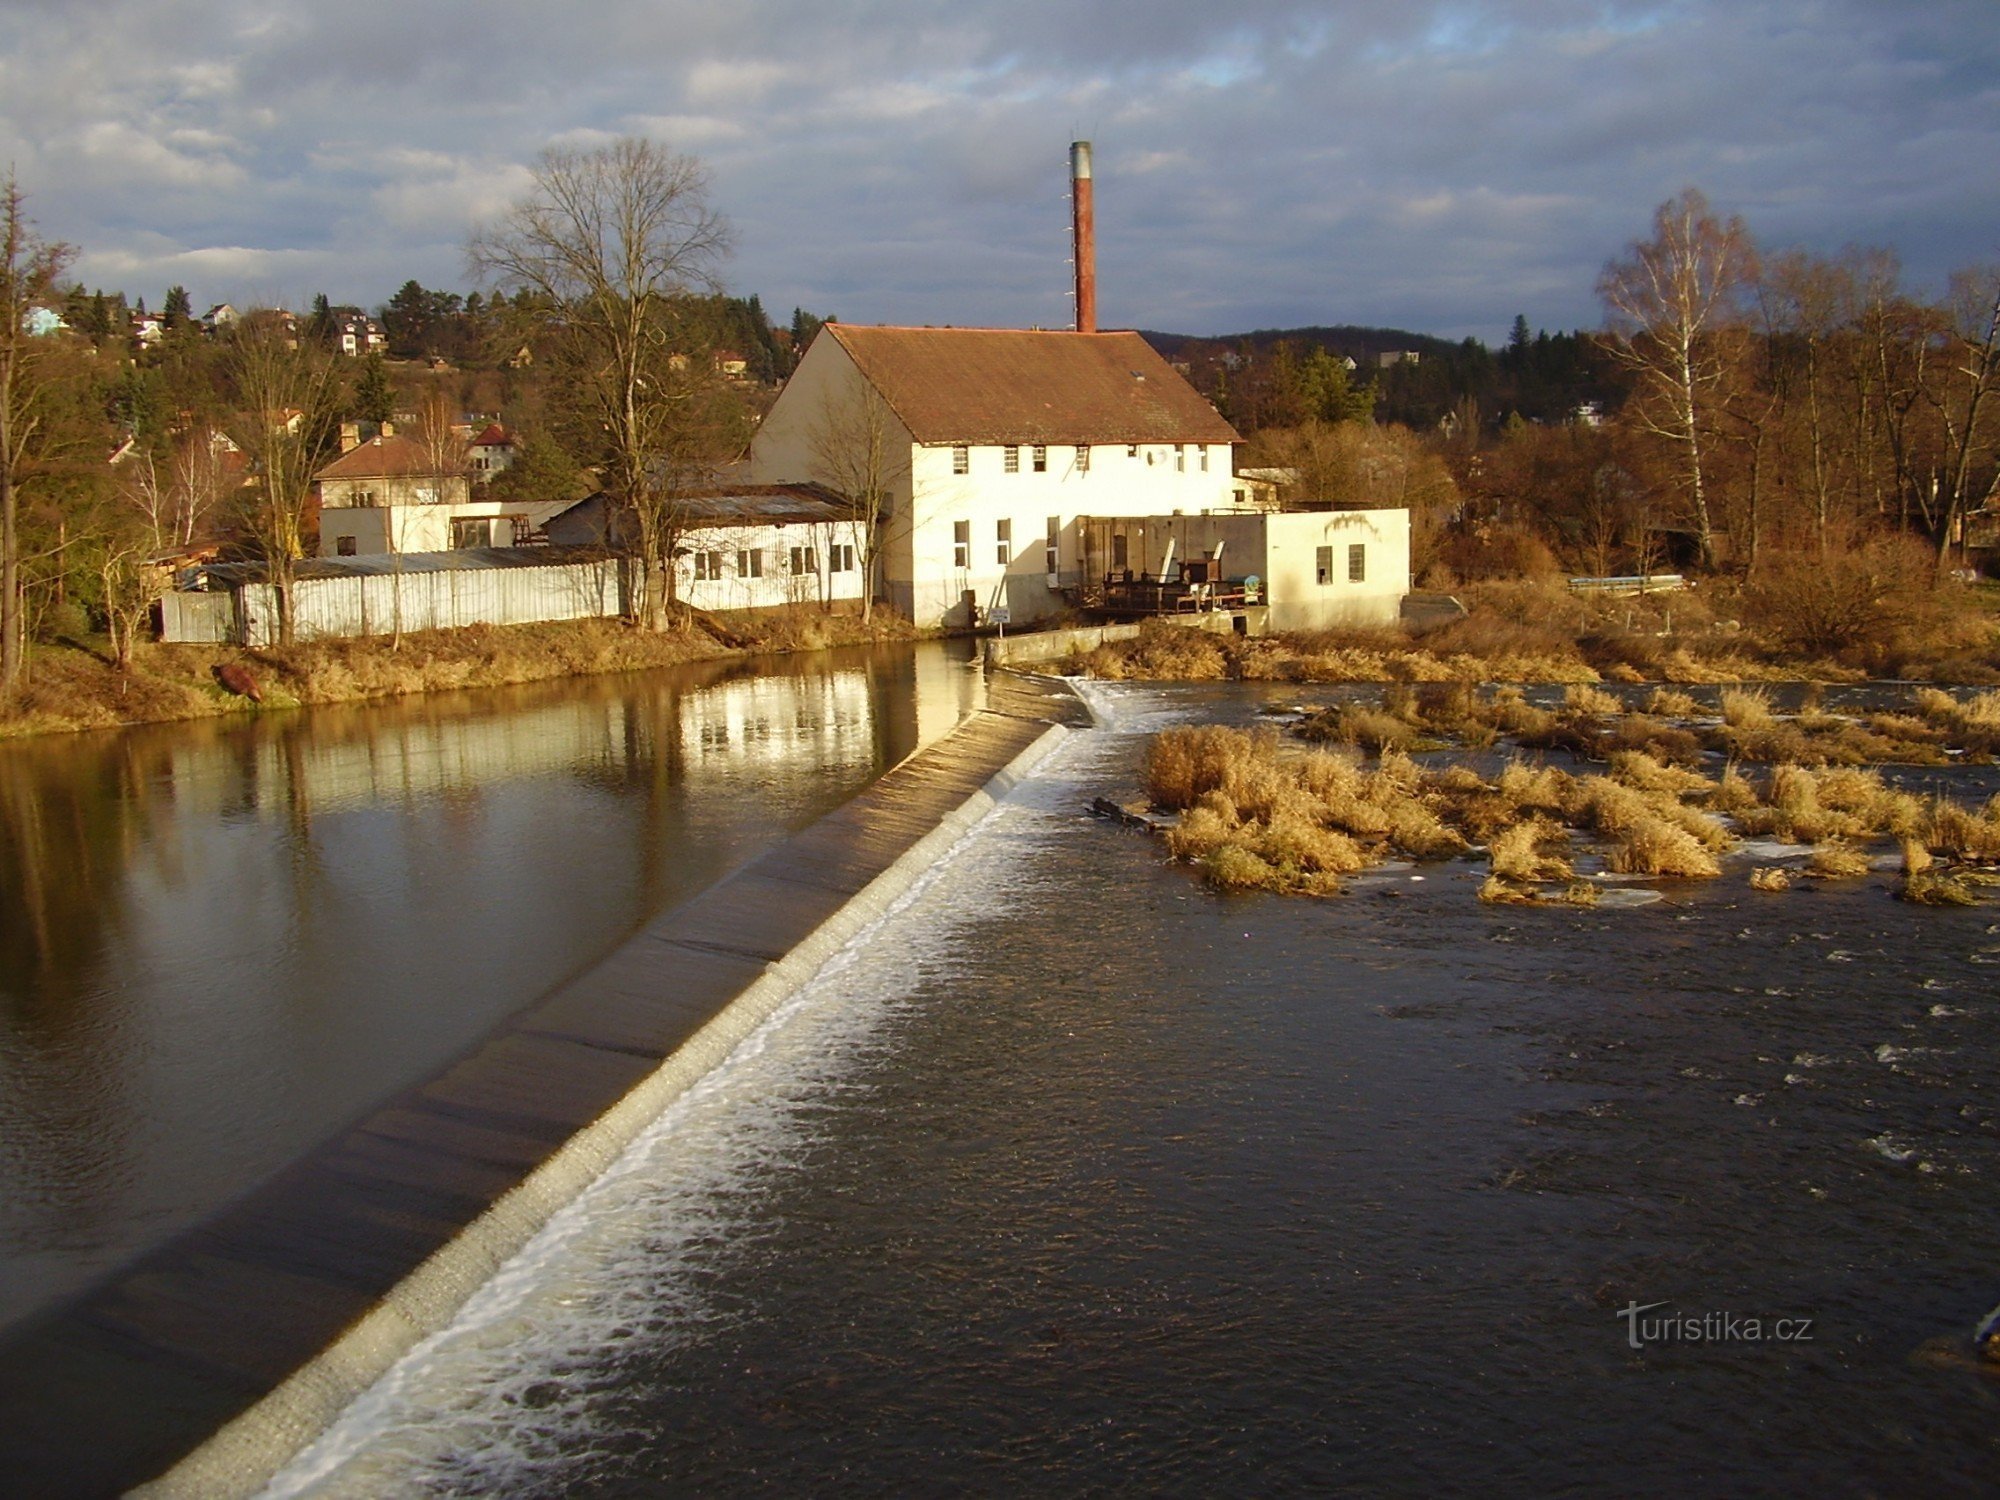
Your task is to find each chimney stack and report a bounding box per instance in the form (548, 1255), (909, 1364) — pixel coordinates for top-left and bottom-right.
(1070, 141), (1096, 334)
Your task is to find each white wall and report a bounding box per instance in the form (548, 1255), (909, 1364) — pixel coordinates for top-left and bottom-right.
(901, 440), (1238, 628)
(674, 518), (870, 613)
(1079, 508), (1409, 629)
(1260, 509), (1409, 629)
(319, 500), (532, 557)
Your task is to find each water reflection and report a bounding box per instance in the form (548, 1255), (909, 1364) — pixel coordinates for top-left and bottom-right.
(0, 641), (985, 1330)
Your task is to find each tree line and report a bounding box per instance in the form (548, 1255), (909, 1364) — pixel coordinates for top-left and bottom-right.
(3, 148), (1996, 697)
(0, 147), (841, 685)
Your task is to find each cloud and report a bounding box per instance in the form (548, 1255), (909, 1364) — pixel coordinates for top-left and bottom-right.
(2, 0), (1996, 340)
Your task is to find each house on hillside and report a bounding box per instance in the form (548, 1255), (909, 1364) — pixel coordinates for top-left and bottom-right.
(465, 423), (517, 483)
(748, 324), (1245, 629)
(315, 434), (566, 556)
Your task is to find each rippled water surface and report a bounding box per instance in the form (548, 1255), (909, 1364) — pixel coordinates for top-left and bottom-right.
(267, 680), (2000, 1498)
(0, 642), (985, 1329)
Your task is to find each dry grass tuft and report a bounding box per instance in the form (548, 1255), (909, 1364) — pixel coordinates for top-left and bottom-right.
(1564, 683), (1625, 716)
(1721, 687), (1775, 731)
(1750, 866), (1793, 891)
(1646, 687), (1704, 719)
(1902, 868), (1980, 906)
(1806, 842), (1872, 880)
(1605, 814), (1723, 878)
(1144, 725), (1277, 809)
(1490, 818), (1573, 882)
(1610, 748), (1715, 797)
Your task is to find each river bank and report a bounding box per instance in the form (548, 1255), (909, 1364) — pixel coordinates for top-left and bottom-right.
(0, 610), (919, 741)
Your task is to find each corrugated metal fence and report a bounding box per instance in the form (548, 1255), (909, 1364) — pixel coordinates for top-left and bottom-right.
(162, 556), (629, 646)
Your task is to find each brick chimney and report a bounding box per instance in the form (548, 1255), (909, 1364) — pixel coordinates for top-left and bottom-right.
(1071, 141), (1096, 334)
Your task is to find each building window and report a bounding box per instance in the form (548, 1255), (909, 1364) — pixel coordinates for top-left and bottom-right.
(335, 535), (357, 556)
(996, 518), (1012, 565)
(1127, 444), (1139, 458)
(1076, 444), (1091, 474)
(1031, 444), (1047, 473)
(1046, 515), (1060, 575)
(790, 545), (818, 575)
(952, 444), (969, 475)
(1349, 544), (1366, 583)
(1175, 444), (1185, 472)
(1200, 446), (1210, 472)
(953, 520), (969, 569)
(1003, 445), (1020, 474)
(693, 549), (723, 582)
(829, 543), (856, 573)
(1113, 534), (1129, 572)
(1316, 546), (1333, 586)
(739, 548), (764, 578)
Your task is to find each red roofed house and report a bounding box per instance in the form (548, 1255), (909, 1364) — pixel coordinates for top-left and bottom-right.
(748, 325), (1246, 629)
(315, 434), (562, 556)
(749, 324), (1411, 630)
(465, 423), (516, 483)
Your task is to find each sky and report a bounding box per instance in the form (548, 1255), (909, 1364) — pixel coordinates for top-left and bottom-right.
(2, 0), (1995, 345)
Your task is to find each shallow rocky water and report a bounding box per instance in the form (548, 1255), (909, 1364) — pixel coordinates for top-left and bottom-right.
(262, 679), (2000, 1498)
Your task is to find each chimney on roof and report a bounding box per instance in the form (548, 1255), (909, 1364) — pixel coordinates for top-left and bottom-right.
(1070, 141), (1096, 334)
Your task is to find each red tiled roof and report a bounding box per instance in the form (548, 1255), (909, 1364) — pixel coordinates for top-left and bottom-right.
(315, 434), (448, 481)
(824, 325), (1239, 447)
(468, 423), (512, 448)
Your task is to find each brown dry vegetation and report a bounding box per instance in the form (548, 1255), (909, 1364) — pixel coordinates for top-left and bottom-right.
(1279, 675), (2000, 770)
(1138, 721), (1999, 904)
(0, 611), (915, 739)
(1074, 577), (2000, 689)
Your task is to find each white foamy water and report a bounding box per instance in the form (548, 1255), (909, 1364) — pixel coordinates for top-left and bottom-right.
(260, 725), (1117, 1498)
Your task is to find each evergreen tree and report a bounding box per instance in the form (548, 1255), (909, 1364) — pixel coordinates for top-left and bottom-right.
(162, 285), (192, 330)
(790, 307), (825, 360)
(351, 353), (394, 425)
(307, 292), (334, 346)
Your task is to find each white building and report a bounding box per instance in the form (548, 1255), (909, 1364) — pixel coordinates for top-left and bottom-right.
(315, 435), (563, 555)
(1078, 508), (1410, 630)
(748, 325), (1244, 629)
(544, 484), (871, 616)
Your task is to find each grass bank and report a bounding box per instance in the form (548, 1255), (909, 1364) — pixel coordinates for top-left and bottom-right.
(0, 610), (917, 741)
(1069, 579), (2000, 687)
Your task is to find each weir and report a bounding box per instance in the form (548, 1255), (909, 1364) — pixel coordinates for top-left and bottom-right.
(0, 675), (1080, 1499)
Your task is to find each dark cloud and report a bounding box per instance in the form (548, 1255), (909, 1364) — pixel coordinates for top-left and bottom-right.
(2, 0), (1993, 341)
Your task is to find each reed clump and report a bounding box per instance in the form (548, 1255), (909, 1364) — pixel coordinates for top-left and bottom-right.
(1807, 842), (1872, 880)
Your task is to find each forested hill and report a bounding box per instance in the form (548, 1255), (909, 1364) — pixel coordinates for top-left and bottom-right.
(1135, 322), (1621, 435)
(1137, 325), (1464, 364)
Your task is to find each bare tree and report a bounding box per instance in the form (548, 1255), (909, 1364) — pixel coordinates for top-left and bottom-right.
(225, 320), (343, 644)
(1916, 263), (2000, 573)
(807, 384), (904, 623)
(1598, 189), (1757, 569)
(469, 137), (733, 627)
(0, 174), (73, 692)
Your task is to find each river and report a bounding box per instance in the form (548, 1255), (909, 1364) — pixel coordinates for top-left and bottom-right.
(0, 640), (987, 1332)
(256, 677), (2000, 1498)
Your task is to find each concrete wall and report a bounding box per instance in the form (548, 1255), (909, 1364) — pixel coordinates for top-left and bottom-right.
(982, 612), (1244, 667)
